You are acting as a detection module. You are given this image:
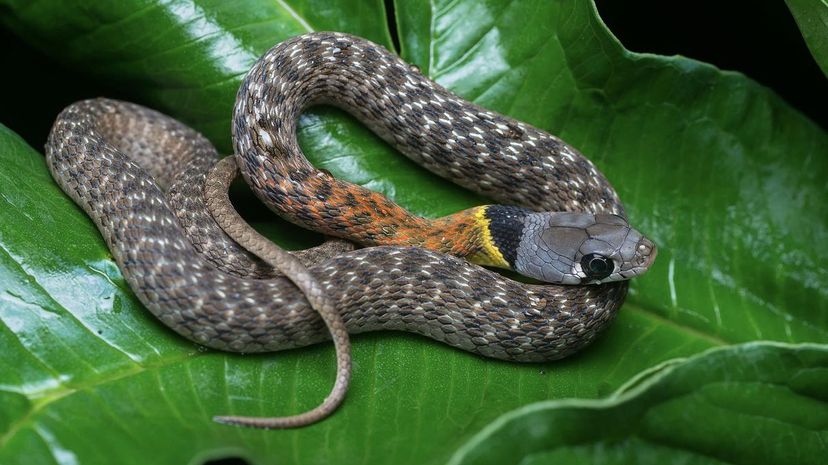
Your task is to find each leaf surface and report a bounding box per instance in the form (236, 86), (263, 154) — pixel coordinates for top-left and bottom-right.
(0, 1), (826, 464)
(450, 343), (828, 465)
(786, 0), (828, 76)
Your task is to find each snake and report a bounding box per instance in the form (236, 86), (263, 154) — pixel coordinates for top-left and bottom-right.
(45, 32), (656, 429)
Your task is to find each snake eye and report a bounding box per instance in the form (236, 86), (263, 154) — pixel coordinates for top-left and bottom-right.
(580, 253), (614, 281)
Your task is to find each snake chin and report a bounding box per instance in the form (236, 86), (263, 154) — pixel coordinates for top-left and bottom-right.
(513, 212), (657, 285)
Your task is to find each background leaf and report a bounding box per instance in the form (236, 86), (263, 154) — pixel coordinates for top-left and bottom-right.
(0, 0), (826, 464)
(450, 342), (828, 465)
(786, 0), (828, 77)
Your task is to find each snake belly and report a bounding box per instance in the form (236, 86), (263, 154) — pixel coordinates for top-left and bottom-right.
(45, 36), (631, 363)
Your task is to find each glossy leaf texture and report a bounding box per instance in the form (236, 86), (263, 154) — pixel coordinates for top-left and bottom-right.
(786, 0), (828, 77)
(0, 0), (826, 464)
(450, 342), (828, 465)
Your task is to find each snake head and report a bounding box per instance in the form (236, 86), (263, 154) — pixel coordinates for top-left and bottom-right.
(513, 211), (657, 284)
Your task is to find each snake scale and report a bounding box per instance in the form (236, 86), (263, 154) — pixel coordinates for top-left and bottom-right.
(45, 32), (656, 428)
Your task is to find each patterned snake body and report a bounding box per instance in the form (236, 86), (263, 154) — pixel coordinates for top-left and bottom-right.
(234, 33), (654, 284)
(45, 32), (655, 426)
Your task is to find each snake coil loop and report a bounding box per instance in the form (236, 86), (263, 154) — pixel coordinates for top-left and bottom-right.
(45, 32), (654, 429)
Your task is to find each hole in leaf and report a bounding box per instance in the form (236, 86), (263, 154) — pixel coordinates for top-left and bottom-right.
(202, 457), (251, 465)
(384, 0), (401, 54)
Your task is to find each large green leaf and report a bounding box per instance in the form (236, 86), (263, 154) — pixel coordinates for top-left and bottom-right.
(0, 0), (826, 464)
(450, 342), (828, 465)
(786, 0), (828, 77)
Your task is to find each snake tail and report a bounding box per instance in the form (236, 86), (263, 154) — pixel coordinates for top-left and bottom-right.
(206, 157), (351, 429)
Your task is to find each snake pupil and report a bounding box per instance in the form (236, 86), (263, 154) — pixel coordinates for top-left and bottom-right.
(581, 253), (613, 280)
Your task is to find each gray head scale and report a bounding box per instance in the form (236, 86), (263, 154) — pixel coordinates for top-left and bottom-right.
(484, 206), (657, 285)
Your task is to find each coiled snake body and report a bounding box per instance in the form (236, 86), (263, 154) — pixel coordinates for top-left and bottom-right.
(46, 33), (655, 428)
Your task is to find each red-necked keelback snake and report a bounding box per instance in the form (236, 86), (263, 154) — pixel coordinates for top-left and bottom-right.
(46, 32), (656, 429)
